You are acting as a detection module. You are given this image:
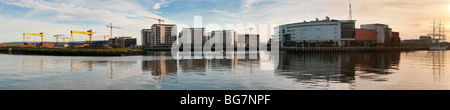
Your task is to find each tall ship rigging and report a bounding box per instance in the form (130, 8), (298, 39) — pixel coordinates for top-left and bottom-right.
(428, 19), (448, 51)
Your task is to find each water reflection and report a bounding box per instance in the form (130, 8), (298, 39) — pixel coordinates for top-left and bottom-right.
(70, 60), (93, 72)
(142, 53), (178, 80)
(429, 51), (446, 82)
(22, 60), (45, 72)
(277, 51), (401, 83)
(68, 59), (137, 79)
(4, 50), (450, 90)
(141, 51), (403, 84)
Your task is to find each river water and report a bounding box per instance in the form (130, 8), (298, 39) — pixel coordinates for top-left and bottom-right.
(0, 51), (448, 90)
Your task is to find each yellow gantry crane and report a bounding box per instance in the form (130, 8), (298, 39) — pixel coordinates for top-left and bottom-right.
(70, 30), (94, 42)
(23, 32), (44, 46)
(53, 34), (65, 43)
(54, 34), (69, 42)
(144, 16), (165, 24)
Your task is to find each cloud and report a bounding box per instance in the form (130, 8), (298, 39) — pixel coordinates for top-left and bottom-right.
(349, 0), (450, 39)
(153, 0), (171, 10)
(242, 0), (257, 9)
(1, 0), (450, 44)
(0, 0), (172, 44)
(0, 15), (87, 42)
(153, 3), (161, 9)
(209, 0), (450, 40)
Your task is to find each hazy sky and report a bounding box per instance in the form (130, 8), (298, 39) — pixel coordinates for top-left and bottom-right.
(0, 0), (449, 44)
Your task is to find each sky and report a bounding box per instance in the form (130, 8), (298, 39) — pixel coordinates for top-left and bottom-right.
(0, 0), (450, 44)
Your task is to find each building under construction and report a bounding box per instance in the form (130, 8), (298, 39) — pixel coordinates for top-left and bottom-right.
(108, 36), (137, 48)
(142, 24), (177, 48)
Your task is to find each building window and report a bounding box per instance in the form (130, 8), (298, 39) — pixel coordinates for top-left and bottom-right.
(316, 28), (321, 31)
(283, 34), (291, 41)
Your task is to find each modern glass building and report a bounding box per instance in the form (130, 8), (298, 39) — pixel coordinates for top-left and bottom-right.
(276, 17), (356, 47)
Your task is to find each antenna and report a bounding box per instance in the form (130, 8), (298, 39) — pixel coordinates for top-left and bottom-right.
(348, 0), (352, 20)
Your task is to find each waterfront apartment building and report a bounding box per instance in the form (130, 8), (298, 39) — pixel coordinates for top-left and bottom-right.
(146, 24), (177, 48)
(180, 28), (209, 48)
(355, 29), (377, 42)
(276, 16), (356, 47)
(141, 29), (152, 48)
(361, 24), (393, 44)
(237, 34), (260, 48)
(210, 30), (237, 48)
(391, 32), (400, 44)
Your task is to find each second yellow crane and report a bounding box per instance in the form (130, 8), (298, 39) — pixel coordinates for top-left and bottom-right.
(70, 30), (94, 42)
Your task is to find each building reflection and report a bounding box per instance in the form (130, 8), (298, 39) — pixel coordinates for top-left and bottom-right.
(206, 53), (240, 72)
(237, 52), (260, 72)
(22, 59), (45, 72)
(354, 51), (401, 75)
(143, 51), (402, 83)
(142, 52), (178, 79)
(70, 60), (94, 72)
(142, 52), (259, 78)
(70, 60), (137, 79)
(277, 51), (401, 83)
(277, 52), (356, 83)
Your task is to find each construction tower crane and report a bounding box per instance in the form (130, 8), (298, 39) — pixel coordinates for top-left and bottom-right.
(70, 30), (94, 42)
(144, 16), (165, 24)
(106, 23), (120, 38)
(23, 32), (44, 46)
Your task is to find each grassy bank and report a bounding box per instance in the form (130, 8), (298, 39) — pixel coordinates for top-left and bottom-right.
(0, 47), (144, 56)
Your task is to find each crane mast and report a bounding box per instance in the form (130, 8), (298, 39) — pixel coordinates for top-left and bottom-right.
(144, 16), (165, 24)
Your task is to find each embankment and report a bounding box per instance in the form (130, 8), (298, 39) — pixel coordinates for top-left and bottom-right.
(0, 47), (144, 56)
(282, 47), (427, 53)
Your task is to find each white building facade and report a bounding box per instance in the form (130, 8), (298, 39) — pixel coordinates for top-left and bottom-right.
(360, 24), (392, 44)
(277, 17), (356, 47)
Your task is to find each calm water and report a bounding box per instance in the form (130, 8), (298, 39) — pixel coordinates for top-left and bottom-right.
(0, 50), (448, 90)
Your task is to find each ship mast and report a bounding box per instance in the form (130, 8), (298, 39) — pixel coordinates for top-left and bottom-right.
(433, 18), (436, 41)
(439, 20), (442, 40)
(444, 24), (446, 40)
